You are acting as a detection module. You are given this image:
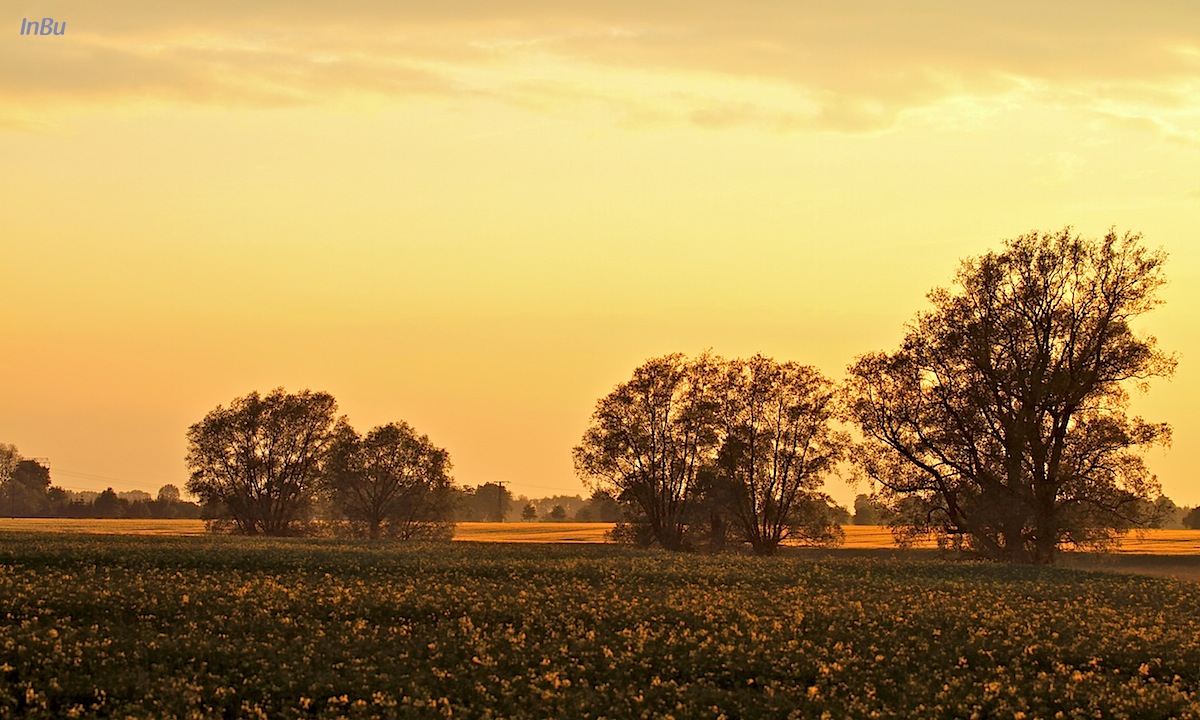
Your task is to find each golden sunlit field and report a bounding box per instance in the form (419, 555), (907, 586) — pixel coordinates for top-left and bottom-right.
(2, 520), (1199, 585)
(0, 520), (615, 542)
(453, 522), (613, 543)
(1, 519), (1198, 554)
(1, 533), (1198, 718)
(0, 518), (209, 536)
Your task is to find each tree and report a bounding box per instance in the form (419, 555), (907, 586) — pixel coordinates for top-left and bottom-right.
(1183, 507), (1200, 530)
(521, 503), (538, 522)
(0, 444), (18, 485)
(324, 422), (456, 540)
(157, 484), (182, 503)
(126, 501), (153, 519)
(1150, 495), (1184, 529)
(827, 502), (852, 526)
(532, 494), (585, 519)
(186, 388), (341, 535)
(845, 229), (1174, 563)
(93, 488), (127, 518)
(714, 355), (846, 554)
(13, 459), (49, 492)
(3, 455), (52, 517)
(547, 504), (567, 521)
(852, 494), (892, 525)
(584, 488), (623, 522)
(574, 353), (721, 550)
(46, 486), (70, 516)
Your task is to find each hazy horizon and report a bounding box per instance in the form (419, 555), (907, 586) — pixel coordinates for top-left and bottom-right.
(3, 1), (1198, 508)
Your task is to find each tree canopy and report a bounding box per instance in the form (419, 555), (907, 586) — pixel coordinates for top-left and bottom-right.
(844, 228), (1174, 563)
(713, 355), (846, 554)
(324, 422), (455, 540)
(574, 353), (721, 550)
(575, 353), (844, 553)
(186, 388), (342, 535)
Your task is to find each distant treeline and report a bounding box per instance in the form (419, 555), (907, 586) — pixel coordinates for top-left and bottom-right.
(451, 484), (625, 523)
(40, 487), (202, 520)
(847, 493), (1197, 530)
(1, 442), (202, 519)
(457, 486), (1200, 530)
(5, 442), (1197, 529)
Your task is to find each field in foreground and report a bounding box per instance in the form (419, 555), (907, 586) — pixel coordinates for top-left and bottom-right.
(1, 534), (1198, 718)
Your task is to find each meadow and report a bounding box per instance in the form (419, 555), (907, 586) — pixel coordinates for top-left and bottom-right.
(0, 533), (1198, 718)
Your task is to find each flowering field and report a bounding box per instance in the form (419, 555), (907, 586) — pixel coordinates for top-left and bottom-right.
(1, 534), (1198, 718)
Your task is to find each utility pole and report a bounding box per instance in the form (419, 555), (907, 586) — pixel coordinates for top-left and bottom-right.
(495, 480), (507, 522)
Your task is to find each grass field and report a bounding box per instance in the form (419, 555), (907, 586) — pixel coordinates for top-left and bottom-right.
(0, 533), (1197, 718)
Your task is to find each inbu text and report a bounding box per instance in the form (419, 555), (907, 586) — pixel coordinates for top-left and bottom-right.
(20, 18), (66, 36)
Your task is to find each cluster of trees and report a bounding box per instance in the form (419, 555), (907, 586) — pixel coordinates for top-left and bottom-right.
(7, 228), (1183, 566)
(60, 486), (202, 519)
(0, 444), (199, 519)
(1147, 496), (1200, 530)
(575, 353), (846, 555)
(449, 483), (623, 523)
(849, 492), (1194, 528)
(516, 491), (624, 523)
(186, 389), (454, 538)
(578, 229), (1178, 563)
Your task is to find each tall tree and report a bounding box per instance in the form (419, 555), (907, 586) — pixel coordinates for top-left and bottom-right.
(574, 353), (721, 550)
(715, 355), (845, 554)
(186, 388), (341, 535)
(0, 443), (19, 486)
(324, 422), (456, 540)
(1, 453), (52, 517)
(844, 229), (1174, 563)
(0, 444), (20, 517)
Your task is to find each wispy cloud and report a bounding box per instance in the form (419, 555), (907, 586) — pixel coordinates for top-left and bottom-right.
(4, 0), (1200, 133)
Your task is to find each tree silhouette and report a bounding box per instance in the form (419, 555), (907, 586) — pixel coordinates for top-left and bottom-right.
(714, 355), (845, 554)
(186, 388), (341, 535)
(324, 422), (455, 540)
(845, 229), (1174, 563)
(574, 354), (721, 550)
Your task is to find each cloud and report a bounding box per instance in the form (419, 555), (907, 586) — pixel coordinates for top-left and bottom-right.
(4, 0), (1199, 133)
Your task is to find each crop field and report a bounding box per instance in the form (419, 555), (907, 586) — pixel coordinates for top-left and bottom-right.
(2, 519), (1198, 553)
(1, 534), (1199, 718)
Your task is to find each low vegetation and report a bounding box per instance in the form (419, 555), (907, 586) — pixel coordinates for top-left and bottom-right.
(1, 533), (1197, 718)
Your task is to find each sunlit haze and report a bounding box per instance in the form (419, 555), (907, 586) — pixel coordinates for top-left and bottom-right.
(3, 1), (1199, 507)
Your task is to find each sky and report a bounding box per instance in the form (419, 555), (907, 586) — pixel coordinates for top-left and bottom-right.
(2, 1), (1199, 508)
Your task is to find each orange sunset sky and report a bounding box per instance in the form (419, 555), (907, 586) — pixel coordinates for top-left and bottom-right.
(2, 2), (1199, 508)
